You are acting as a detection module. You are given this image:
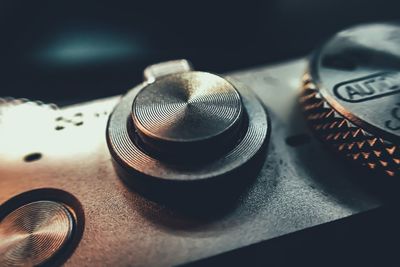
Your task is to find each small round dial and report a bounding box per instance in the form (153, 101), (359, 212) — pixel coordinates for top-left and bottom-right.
(0, 201), (74, 267)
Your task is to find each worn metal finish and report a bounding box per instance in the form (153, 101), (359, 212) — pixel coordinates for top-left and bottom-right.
(0, 59), (382, 266)
(303, 23), (400, 176)
(0, 201), (74, 267)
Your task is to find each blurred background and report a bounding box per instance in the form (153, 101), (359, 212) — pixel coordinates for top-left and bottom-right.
(1, 0), (400, 105)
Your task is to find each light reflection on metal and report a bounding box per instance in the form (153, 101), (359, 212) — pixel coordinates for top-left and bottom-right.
(35, 32), (149, 65)
(0, 98), (118, 161)
(0, 201), (74, 267)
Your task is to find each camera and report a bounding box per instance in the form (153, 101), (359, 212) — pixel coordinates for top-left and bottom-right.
(1, 22), (399, 266)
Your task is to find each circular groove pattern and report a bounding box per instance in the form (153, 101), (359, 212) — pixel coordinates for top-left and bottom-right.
(107, 74), (269, 181)
(0, 201), (74, 267)
(133, 72), (242, 142)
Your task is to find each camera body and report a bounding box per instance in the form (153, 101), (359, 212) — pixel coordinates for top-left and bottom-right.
(0, 55), (382, 266)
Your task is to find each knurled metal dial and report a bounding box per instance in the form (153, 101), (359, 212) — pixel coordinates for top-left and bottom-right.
(301, 23), (400, 177)
(0, 201), (74, 267)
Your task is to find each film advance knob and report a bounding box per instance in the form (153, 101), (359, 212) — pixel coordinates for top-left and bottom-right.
(131, 71), (243, 160)
(301, 23), (400, 177)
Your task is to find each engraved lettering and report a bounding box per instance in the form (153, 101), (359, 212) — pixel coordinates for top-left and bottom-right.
(363, 79), (377, 95)
(385, 103), (400, 131)
(334, 72), (400, 102)
(345, 85), (363, 100)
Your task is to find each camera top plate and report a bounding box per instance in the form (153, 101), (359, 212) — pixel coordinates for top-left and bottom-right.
(0, 59), (381, 266)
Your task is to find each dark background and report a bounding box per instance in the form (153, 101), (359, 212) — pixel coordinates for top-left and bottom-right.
(1, 0), (400, 105)
(1, 1), (400, 266)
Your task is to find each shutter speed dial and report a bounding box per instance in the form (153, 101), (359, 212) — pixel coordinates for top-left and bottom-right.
(302, 23), (400, 177)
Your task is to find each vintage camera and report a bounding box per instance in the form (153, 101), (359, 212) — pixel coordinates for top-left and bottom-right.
(1, 22), (399, 266)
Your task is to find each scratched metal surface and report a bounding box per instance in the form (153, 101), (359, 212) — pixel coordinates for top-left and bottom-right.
(0, 59), (381, 266)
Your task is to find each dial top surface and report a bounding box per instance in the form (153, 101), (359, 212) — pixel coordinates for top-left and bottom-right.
(0, 201), (74, 267)
(132, 71), (243, 143)
(311, 23), (400, 141)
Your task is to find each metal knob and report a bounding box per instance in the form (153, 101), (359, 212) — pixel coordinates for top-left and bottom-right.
(132, 71), (243, 159)
(106, 60), (269, 193)
(302, 23), (400, 177)
(0, 201), (74, 267)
